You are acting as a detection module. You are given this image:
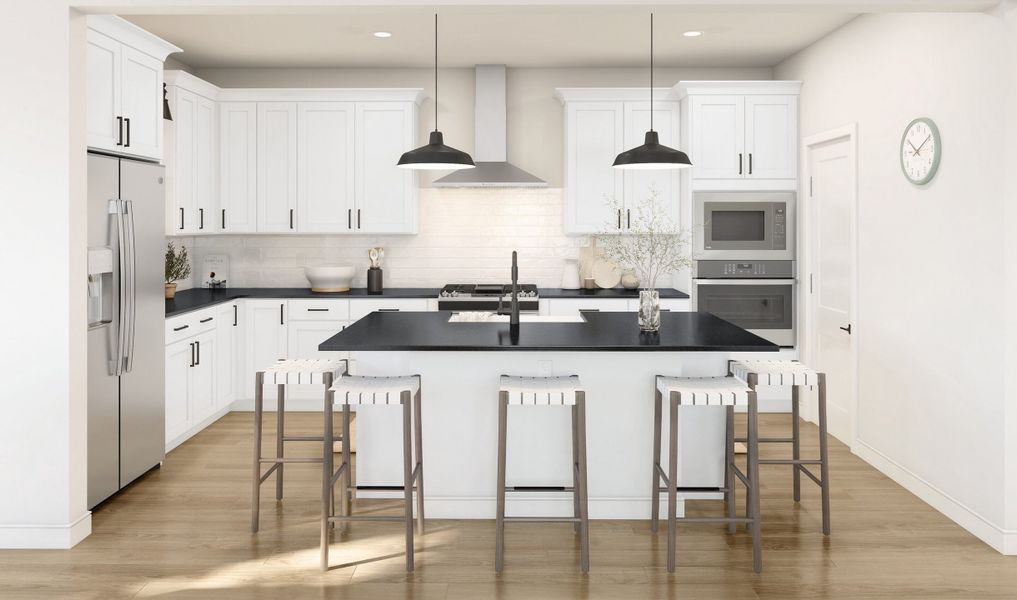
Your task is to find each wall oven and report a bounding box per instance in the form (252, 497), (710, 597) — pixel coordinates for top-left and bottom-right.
(694, 191), (795, 261)
(692, 260), (796, 347)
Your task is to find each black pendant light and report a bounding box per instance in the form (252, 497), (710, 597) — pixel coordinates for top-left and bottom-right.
(613, 14), (691, 170)
(397, 14), (475, 170)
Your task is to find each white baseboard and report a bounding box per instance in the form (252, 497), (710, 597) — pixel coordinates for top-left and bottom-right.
(0, 512), (91, 549)
(231, 397), (326, 412)
(854, 439), (1015, 555)
(166, 405), (233, 452)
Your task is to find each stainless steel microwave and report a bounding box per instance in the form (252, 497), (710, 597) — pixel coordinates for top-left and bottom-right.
(694, 191), (795, 260)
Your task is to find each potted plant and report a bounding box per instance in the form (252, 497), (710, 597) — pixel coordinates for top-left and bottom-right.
(165, 242), (191, 299)
(597, 187), (694, 332)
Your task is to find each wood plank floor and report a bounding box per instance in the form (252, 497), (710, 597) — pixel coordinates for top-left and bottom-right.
(1, 412), (1013, 600)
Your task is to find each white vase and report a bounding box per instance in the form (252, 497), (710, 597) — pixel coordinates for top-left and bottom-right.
(638, 290), (661, 332)
(621, 270), (640, 290)
(561, 259), (581, 290)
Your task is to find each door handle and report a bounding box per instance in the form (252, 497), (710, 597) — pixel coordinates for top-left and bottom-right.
(839, 324), (852, 334)
(179, 207), (184, 230)
(357, 209), (361, 229)
(221, 209), (226, 230)
(233, 304), (238, 327)
(348, 208), (352, 230)
(307, 308), (330, 312)
(200, 317), (213, 323)
(190, 342), (196, 367)
(738, 153), (743, 175)
(199, 208), (204, 230)
(289, 208), (294, 230)
(626, 209), (631, 229)
(378, 308), (400, 312)
(116, 116), (123, 146)
(173, 324), (189, 332)
(195, 340), (200, 366)
(125, 201), (137, 373)
(280, 303), (285, 325)
(124, 117), (131, 148)
(748, 153), (753, 175)
(617, 209), (621, 229)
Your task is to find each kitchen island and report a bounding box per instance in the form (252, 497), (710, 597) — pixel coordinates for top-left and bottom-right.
(320, 311), (778, 519)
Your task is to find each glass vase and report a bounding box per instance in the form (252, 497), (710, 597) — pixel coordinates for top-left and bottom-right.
(638, 289), (661, 332)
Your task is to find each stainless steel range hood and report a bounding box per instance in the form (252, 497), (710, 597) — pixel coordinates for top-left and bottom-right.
(433, 65), (547, 188)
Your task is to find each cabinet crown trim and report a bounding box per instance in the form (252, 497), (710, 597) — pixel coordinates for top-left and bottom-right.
(217, 88), (426, 104)
(165, 70), (221, 100)
(87, 15), (182, 61)
(675, 80), (802, 99)
(554, 87), (679, 104)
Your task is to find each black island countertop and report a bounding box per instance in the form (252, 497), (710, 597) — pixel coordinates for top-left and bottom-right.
(165, 287), (689, 318)
(319, 311), (776, 352)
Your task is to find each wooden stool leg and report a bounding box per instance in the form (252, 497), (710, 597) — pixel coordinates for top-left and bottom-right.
(571, 403), (580, 533)
(576, 392), (590, 573)
(666, 391), (680, 573)
(725, 405), (736, 534)
(818, 373), (831, 536)
(342, 405), (352, 524)
(792, 385), (802, 502)
(251, 372), (264, 533)
(651, 386), (662, 534)
(401, 390), (415, 572)
(276, 383), (285, 501)
(495, 391), (508, 572)
(320, 373), (334, 571)
(747, 375), (762, 574)
(414, 383), (425, 535)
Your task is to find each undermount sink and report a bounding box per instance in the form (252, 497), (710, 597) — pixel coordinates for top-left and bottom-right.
(304, 265), (355, 293)
(448, 312), (586, 324)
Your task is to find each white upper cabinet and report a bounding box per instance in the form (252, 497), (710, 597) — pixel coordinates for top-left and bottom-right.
(257, 102), (299, 233)
(219, 102), (258, 233)
(165, 71), (219, 235)
(678, 81), (800, 190)
(297, 102), (356, 233)
(86, 16), (180, 161)
(355, 102), (418, 234)
(556, 89), (680, 235)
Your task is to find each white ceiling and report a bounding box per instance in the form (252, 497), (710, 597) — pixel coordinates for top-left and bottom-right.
(126, 8), (859, 69)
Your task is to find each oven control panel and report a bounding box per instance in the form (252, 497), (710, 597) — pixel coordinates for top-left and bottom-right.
(773, 206), (787, 249)
(695, 260), (795, 279)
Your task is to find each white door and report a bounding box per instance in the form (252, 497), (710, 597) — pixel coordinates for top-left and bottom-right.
(120, 45), (163, 160)
(194, 95), (217, 232)
(257, 102), (298, 233)
(190, 331), (216, 425)
(86, 30), (122, 152)
(623, 101), (680, 226)
(219, 102), (258, 233)
(286, 319), (351, 400)
(170, 88), (196, 234)
(745, 95), (798, 180)
(564, 102), (625, 234)
(215, 303), (238, 409)
(165, 339), (193, 443)
(297, 102), (355, 233)
(356, 102), (417, 234)
(690, 95), (745, 180)
(244, 300), (289, 401)
(807, 129), (857, 445)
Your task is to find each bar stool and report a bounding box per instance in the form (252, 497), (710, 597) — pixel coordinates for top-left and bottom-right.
(496, 375), (589, 573)
(321, 374), (423, 572)
(251, 358), (348, 533)
(652, 375), (761, 573)
(730, 360), (831, 535)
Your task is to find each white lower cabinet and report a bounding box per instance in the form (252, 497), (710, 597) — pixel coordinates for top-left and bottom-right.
(165, 339), (194, 444)
(243, 300), (289, 401)
(215, 302), (239, 409)
(164, 327), (217, 450)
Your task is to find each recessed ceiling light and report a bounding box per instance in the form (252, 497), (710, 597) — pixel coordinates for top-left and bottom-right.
(373, 31), (392, 38)
(683, 30), (703, 37)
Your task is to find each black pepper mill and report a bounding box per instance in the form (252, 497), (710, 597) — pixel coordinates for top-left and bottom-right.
(367, 247), (384, 294)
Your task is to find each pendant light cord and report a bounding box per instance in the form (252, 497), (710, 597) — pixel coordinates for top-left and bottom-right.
(650, 12), (654, 133)
(434, 13), (439, 132)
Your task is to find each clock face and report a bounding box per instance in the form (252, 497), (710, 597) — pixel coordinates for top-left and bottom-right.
(900, 117), (941, 185)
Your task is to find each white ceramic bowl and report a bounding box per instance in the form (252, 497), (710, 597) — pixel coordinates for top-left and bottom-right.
(304, 265), (356, 293)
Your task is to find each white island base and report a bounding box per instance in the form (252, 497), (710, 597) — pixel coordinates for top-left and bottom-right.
(351, 350), (768, 520)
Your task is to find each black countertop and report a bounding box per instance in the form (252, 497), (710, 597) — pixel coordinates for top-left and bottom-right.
(318, 311), (776, 352)
(165, 286), (690, 317)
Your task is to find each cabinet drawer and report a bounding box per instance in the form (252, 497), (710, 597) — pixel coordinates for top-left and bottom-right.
(165, 307), (217, 344)
(547, 298), (630, 316)
(349, 298), (429, 321)
(288, 299), (350, 321)
(625, 298), (692, 312)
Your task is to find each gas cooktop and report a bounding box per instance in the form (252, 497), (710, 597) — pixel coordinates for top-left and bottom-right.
(439, 284), (538, 298)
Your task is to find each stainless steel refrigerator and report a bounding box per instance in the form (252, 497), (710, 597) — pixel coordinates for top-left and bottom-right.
(87, 152), (166, 509)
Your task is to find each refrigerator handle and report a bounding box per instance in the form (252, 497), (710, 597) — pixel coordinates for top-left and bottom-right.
(124, 200), (138, 373)
(112, 200), (127, 376)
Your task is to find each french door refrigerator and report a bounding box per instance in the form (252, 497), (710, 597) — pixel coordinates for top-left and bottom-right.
(87, 152), (166, 508)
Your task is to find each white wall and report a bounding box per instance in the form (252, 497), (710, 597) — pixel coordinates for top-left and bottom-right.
(1004, 0), (1017, 552)
(0, 4), (90, 547)
(777, 11), (1013, 552)
(194, 66), (771, 187)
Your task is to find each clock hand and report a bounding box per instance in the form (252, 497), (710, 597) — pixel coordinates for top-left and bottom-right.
(914, 135), (931, 154)
(907, 141), (920, 156)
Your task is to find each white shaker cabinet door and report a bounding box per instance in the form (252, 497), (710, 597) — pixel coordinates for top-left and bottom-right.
(86, 30), (122, 153)
(690, 95), (745, 180)
(119, 45), (164, 160)
(219, 102), (258, 233)
(168, 87), (196, 234)
(215, 302), (239, 409)
(623, 101), (681, 227)
(194, 95), (218, 232)
(243, 300), (289, 401)
(189, 330), (217, 426)
(257, 102), (299, 233)
(744, 95), (798, 180)
(297, 102), (356, 233)
(165, 339), (193, 444)
(564, 102), (625, 234)
(286, 319), (351, 400)
(355, 102), (417, 234)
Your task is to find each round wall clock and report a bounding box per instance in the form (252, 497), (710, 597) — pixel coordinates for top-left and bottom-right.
(900, 117), (941, 185)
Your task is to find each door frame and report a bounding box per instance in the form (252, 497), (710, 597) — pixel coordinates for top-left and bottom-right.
(801, 123), (859, 450)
